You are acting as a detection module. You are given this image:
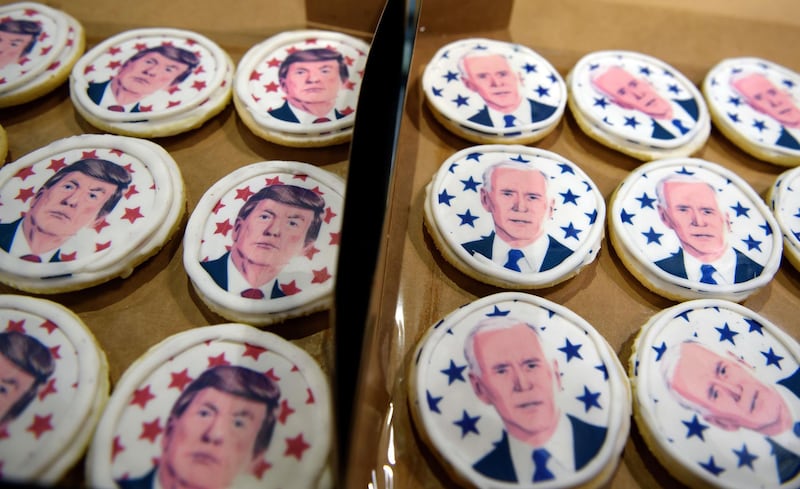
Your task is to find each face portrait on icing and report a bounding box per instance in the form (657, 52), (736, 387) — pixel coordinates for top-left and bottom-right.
(731, 72), (800, 129)
(480, 162), (553, 249)
(657, 177), (730, 263)
(665, 341), (792, 436)
(0, 19), (40, 70)
(0, 332), (55, 431)
(591, 65), (673, 120)
(105, 46), (199, 107)
(277, 48), (348, 118)
(460, 52), (523, 113)
(467, 318), (560, 447)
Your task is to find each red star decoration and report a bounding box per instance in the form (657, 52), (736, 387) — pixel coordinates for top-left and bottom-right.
(96, 241), (112, 252)
(108, 46), (121, 55)
(139, 418), (163, 443)
(47, 158), (67, 173)
(306, 388), (315, 404)
(304, 38), (318, 44)
(207, 353), (230, 367)
(303, 245), (319, 260)
(13, 166), (35, 181)
(92, 218), (110, 233)
(263, 81), (279, 92)
(278, 280), (302, 296)
(38, 378), (57, 401)
(329, 232), (340, 245)
(27, 414), (53, 439)
(60, 252), (77, 261)
(264, 176), (283, 186)
(234, 186), (255, 202)
(323, 207), (337, 224)
(39, 319), (58, 334)
(122, 207), (144, 224)
(340, 105), (355, 115)
(23, 9), (37, 17)
(252, 458), (272, 479)
(250, 93), (261, 103)
(112, 436), (125, 462)
(47, 61), (60, 71)
(18, 55), (30, 66)
(110, 148), (125, 157)
(83, 64), (95, 75)
(15, 186), (35, 203)
(344, 55), (355, 66)
(311, 267), (331, 284)
(0, 426), (8, 439)
(124, 184), (139, 199)
(249, 70), (261, 81)
(49, 345), (61, 360)
(134, 43), (147, 51)
(267, 57), (280, 68)
(277, 398), (294, 424)
(81, 150), (99, 159)
(214, 219), (233, 237)
(131, 385), (156, 409)
(139, 105), (153, 112)
(212, 200), (225, 214)
(291, 174), (308, 182)
(6, 319), (25, 333)
(167, 100), (181, 108)
(192, 80), (207, 91)
(309, 186), (324, 196)
(285, 46), (299, 55)
(265, 368), (280, 382)
(106, 60), (121, 70)
(169, 369), (193, 391)
(284, 433), (310, 460)
(243, 343), (267, 360)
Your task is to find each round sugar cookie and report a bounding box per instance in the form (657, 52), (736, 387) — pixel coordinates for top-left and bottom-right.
(183, 161), (344, 326)
(421, 38), (567, 145)
(233, 29), (370, 147)
(567, 50), (711, 161)
(424, 144), (605, 289)
(70, 27), (233, 137)
(86, 323), (332, 489)
(408, 291), (631, 488)
(608, 157), (781, 302)
(0, 294), (108, 485)
(768, 165), (800, 271)
(630, 299), (800, 489)
(0, 134), (186, 293)
(0, 2), (85, 108)
(703, 57), (800, 167)
(0, 124), (7, 163)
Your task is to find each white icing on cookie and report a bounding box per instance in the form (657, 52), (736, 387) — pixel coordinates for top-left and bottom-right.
(568, 50), (710, 159)
(0, 134), (185, 293)
(0, 294), (107, 484)
(703, 57), (800, 166)
(608, 157), (781, 302)
(234, 30), (369, 146)
(0, 2), (84, 107)
(422, 38), (566, 142)
(70, 28), (233, 136)
(631, 299), (800, 489)
(424, 144), (605, 288)
(769, 166), (800, 271)
(183, 161), (344, 326)
(409, 292), (630, 488)
(86, 324), (331, 489)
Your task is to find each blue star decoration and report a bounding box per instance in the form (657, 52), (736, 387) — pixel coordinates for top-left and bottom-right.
(561, 222), (582, 240)
(593, 97), (610, 109)
(426, 390), (443, 413)
(452, 94), (469, 107)
(642, 227), (663, 245)
(699, 456), (725, 476)
(559, 338), (583, 362)
(761, 347), (784, 369)
(576, 386), (602, 412)
(558, 163), (575, 174)
(457, 209), (479, 227)
(585, 209), (598, 225)
(623, 116), (641, 129)
(461, 176), (480, 192)
(683, 414), (709, 440)
(636, 192), (656, 209)
(620, 209), (635, 225)
(560, 188), (580, 205)
(486, 305), (510, 317)
(453, 410), (481, 438)
(716, 322), (738, 345)
(443, 70), (459, 82)
(730, 201), (750, 218)
(652, 342), (667, 361)
(741, 234), (762, 252)
(431, 86), (443, 97)
(438, 190), (455, 206)
(595, 363), (608, 380)
(465, 152), (482, 162)
(440, 360), (467, 385)
(733, 444), (758, 469)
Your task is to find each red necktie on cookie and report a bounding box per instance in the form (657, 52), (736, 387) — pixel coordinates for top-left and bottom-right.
(20, 254), (42, 263)
(241, 288), (265, 299)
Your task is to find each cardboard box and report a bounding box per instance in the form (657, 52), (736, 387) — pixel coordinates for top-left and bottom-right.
(1, 0), (799, 488)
